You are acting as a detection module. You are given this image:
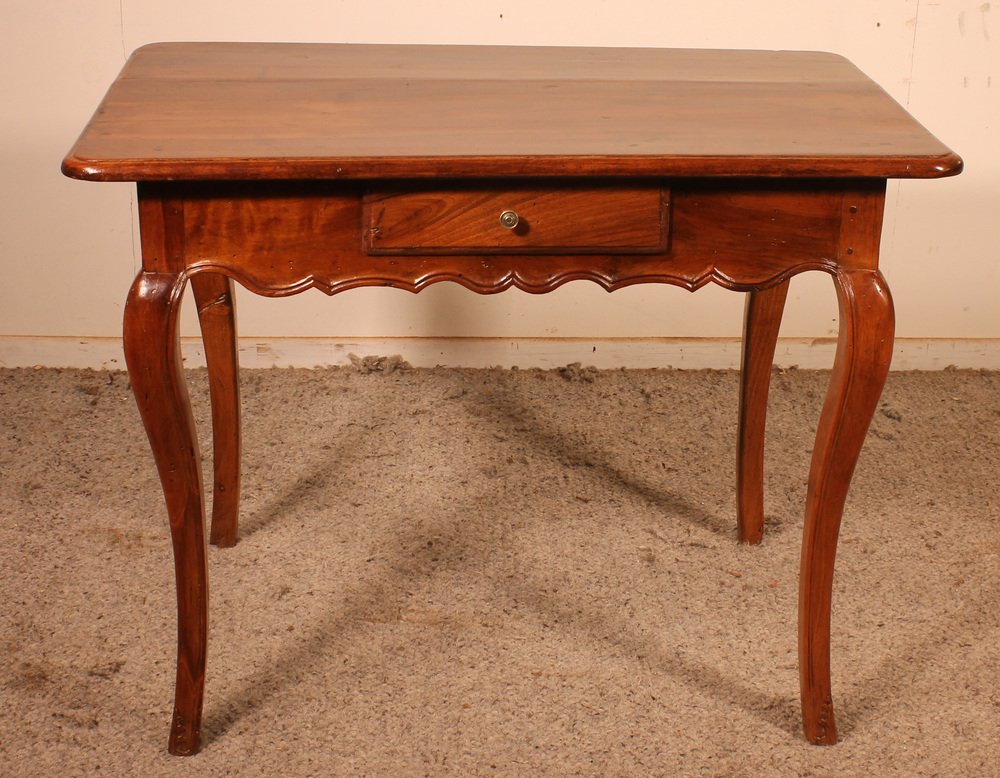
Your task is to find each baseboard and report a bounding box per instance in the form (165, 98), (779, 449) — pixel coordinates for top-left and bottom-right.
(3, 335), (1000, 370)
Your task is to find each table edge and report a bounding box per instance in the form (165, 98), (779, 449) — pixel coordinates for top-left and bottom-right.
(61, 152), (964, 182)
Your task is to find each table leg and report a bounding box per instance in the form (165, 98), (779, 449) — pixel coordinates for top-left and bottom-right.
(124, 271), (208, 756)
(191, 273), (242, 548)
(736, 280), (789, 544)
(799, 268), (894, 744)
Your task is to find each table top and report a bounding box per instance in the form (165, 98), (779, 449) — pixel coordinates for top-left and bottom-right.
(62, 42), (961, 182)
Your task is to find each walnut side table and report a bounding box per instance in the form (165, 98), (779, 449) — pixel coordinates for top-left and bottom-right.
(62, 42), (961, 755)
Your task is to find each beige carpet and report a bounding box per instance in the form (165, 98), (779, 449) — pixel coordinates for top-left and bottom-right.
(1, 365), (997, 777)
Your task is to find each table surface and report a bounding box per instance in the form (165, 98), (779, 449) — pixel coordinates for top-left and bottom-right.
(62, 42), (961, 182)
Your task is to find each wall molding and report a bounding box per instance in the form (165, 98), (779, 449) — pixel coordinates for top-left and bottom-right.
(2, 335), (999, 371)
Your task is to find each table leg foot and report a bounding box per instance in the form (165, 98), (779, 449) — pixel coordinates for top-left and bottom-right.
(736, 280), (789, 544)
(124, 271), (208, 756)
(799, 269), (893, 745)
(192, 272), (242, 548)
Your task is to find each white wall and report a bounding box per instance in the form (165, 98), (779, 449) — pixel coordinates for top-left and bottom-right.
(1, 1), (996, 368)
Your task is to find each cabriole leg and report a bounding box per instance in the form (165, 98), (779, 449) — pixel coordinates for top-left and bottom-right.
(124, 271), (208, 756)
(799, 268), (894, 744)
(191, 272), (242, 548)
(736, 279), (789, 544)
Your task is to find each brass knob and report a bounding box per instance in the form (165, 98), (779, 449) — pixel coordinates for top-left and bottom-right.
(499, 210), (520, 229)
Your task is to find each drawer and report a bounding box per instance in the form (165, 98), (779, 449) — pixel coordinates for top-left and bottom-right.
(363, 185), (668, 255)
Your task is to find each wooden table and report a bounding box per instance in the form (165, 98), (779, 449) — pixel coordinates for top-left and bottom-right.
(63, 43), (961, 756)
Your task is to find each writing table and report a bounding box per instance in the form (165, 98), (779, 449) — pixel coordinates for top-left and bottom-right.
(63, 42), (961, 755)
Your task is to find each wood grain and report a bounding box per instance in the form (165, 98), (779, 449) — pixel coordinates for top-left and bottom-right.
(171, 181), (845, 295)
(62, 43), (961, 182)
(363, 185), (667, 255)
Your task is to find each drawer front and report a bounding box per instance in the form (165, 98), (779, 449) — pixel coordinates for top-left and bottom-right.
(363, 185), (668, 255)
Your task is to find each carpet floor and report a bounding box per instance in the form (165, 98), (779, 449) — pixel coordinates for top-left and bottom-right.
(1, 365), (997, 777)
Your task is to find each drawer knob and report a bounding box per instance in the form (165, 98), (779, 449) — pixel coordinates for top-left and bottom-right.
(499, 210), (520, 229)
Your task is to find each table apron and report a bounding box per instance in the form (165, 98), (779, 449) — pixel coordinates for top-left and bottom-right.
(136, 180), (886, 295)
